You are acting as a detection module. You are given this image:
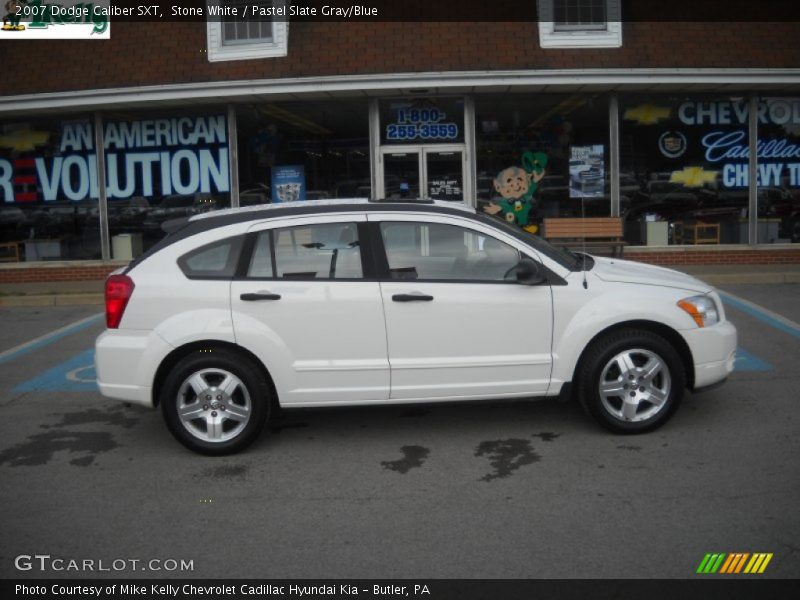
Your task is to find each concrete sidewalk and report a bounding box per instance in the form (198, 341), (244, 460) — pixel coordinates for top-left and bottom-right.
(1, 264), (799, 307)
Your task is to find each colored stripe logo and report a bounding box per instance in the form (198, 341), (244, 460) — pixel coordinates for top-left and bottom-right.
(697, 553), (773, 574)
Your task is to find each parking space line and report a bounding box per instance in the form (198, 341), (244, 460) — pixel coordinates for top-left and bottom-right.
(0, 313), (103, 366)
(719, 291), (800, 341)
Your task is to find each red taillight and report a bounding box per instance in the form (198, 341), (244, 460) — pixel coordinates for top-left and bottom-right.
(105, 274), (135, 329)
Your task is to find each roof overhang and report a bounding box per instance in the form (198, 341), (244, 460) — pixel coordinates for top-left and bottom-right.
(3, 68), (800, 116)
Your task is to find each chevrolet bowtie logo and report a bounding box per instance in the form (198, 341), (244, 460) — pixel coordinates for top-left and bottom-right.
(0, 129), (50, 152)
(623, 104), (672, 125)
(670, 166), (718, 188)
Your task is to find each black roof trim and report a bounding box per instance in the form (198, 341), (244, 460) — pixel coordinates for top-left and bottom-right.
(124, 202), (476, 274)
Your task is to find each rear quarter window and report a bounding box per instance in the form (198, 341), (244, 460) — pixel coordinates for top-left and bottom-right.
(178, 236), (244, 279)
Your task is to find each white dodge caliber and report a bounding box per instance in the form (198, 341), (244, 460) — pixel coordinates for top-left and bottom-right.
(95, 199), (737, 454)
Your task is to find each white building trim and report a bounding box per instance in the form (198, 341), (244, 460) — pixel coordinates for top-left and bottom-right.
(2, 68), (800, 115)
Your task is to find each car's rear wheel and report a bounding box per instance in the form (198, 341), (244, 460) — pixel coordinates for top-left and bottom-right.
(161, 350), (269, 455)
(576, 329), (685, 433)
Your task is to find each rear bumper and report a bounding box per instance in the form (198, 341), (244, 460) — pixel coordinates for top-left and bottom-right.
(682, 320), (737, 390)
(95, 328), (173, 408)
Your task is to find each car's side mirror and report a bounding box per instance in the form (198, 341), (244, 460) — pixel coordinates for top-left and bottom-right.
(514, 258), (547, 286)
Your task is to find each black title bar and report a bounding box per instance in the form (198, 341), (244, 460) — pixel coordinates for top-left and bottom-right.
(17, 0), (800, 23)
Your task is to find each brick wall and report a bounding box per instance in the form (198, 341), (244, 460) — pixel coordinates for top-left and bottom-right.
(3, 21), (800, 97)
(625, 247), (800, 265)
(0, 264), (122, 283)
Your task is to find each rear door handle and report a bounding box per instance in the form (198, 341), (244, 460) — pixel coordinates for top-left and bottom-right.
(240, 292), (281, 301)
(392, 293), (434, 302)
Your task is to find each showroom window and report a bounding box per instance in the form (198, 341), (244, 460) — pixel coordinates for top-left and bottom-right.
(538, 0), (622, 48)
(755, 97), (800, 244)
(475, 93), (610, 235)
(0, 115), (101, 261)
(0, 108), (232, 262)
(619, 95), (759, 246)
(207, 0), (288, 62)
(101, 107), (232, 257)
(236, 99), (371, 203)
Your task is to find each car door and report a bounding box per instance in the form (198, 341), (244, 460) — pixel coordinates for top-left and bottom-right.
(370, 213), (553, 400)
(231, 214), (390, 406)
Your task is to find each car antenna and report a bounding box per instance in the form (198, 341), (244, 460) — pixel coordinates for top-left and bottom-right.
(581, 195), (588, 289)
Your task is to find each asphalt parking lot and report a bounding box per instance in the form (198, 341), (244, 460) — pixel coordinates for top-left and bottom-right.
(0, 284), (798, 580)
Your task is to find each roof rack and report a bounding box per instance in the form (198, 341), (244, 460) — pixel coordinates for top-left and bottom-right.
(368, 197), (435, 204)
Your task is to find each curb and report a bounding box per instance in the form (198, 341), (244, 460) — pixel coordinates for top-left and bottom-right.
(0, 293), (104, 307)
(694, 272), (800, 285)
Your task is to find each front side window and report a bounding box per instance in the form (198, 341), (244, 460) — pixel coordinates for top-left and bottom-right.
(273, 222), (363, 279)
(380, 222), (520, 282)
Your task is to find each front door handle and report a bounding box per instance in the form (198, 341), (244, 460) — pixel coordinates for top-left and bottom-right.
(240, 292), (281, 301)
(392, 293), (434, 302)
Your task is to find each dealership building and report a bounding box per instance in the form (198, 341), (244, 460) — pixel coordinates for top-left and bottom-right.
(2, 0), (800, 282)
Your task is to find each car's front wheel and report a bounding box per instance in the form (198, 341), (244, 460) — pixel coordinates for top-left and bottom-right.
(576, 329), (685, 433)
(161, 349), (270, 455)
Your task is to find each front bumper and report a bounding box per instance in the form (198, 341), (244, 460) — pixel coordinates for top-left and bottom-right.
(681, 319), (737, 390)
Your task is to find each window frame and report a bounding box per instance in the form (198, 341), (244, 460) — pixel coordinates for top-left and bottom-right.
(206, 3), (288, 63)
(538, 0), (622, 49)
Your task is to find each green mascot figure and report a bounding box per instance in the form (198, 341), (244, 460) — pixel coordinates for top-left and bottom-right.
(2, 0), (27, 31)
(483, 151), (547, 234)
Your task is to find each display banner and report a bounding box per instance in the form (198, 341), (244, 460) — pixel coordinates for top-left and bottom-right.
(622, 98), (800, 189)
(0, 115), (229, 203)
(271, 165), (307, 202)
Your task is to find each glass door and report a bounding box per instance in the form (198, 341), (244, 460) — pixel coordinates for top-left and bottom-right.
(424, 148), (464, 202)
(382, 150), (421, 200)
(379, 145), (466, 202)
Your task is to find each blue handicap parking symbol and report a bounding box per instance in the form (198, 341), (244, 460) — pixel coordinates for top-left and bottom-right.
(14, 349), (97, 392)
(733, 347), (773, 372)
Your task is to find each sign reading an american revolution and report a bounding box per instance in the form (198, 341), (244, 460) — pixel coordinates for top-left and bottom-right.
(0, 115), (229, 203)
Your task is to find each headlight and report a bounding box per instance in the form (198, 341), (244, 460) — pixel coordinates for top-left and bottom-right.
(677, 295), (720, 328)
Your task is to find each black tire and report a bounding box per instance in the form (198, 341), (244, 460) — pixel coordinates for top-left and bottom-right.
(575, 328), (685, 434)
(161, 349), (270, 455)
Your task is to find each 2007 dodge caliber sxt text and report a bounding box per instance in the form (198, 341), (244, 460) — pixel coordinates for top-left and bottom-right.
(95, 199), (737, 454)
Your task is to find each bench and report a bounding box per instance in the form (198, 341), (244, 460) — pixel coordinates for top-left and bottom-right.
(0, 241), (22, 262)
(543, 217), (626, 257)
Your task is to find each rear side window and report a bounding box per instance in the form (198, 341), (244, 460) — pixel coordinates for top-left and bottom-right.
(272, 222), (363, 280)
(178, 236), (243, 279)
